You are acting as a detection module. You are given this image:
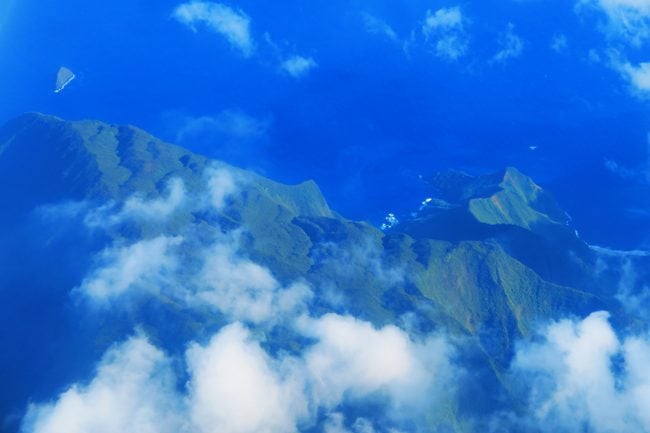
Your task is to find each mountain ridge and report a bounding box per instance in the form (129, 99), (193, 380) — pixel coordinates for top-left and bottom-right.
(0, 112), (610, 333)
(0, 112), (635, 433)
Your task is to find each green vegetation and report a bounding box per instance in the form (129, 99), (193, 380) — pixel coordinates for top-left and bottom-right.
(0, 113), (627, 433)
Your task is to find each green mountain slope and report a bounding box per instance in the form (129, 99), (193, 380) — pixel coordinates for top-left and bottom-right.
(0, 113), (626, 432)
(0, 112), (612, 354)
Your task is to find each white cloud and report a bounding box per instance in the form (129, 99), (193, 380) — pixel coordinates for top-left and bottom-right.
(186, 323), (308, 433)
(302, 314), (420, 405)
(176, 110), (271, 145)
(321, 414), (380, 433)
(281, 55), (318, 78)
(511, 311), (650, 432)
(172, 110), (273, 166)
(121, 178), (186, 221)
(590, 244), (650, 257)
(622, 335), (650, 427)
(23, 161), (466, 433)
(35, 201), (90, 221)
(589, 245), (650, 319)
(422, 7), (469, 60)
(551, 34), (569, 53)
(23, 327), (309, 433)
(22, 336), (184, 433)
(205, 167), (239, 210)
(577, 1), (650, 96)
(311, 239), (404, 288)
(362, 13), (398, 41)
(74, 166), (311, 322)
(617, 60), (650, 93)
(434, 34), (469, 60)
(424, 7), (464, 30)
(352, 418), (377, 433)
(84, 178), (187, 228)
(605, 157), (639, 178)
(323, 413), (349, 433)
(21, 312), (458, 433)
(86, 168), (239, 229)
(75, 228), (313, 325)
(492, 23), (524, 63)
(76, 236), (183, 302)
(589, 48), (604, 62)
(173, 1), (254, 57)
(196, 241), (312, 324)
(21, 313), (457, 432)
(172, 2), (319, 76)
(603, 132), (650, 180)
(580, 0), (650, 45)
(298, 313), (454, 411)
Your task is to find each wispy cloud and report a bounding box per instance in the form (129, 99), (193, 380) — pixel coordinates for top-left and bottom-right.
(173, 1), (254, 57)
(577, 0), (650, 95)
(173, 2), (317, 78)
(76, 235), (183, 303)
(167, 109), (273, 167)
(280, 55), (318, 78)
(176, 109), (271, 144)
(121, 178), (186, 221)
(195, 241), (313, 323)
(616, 60), (650, 94)
(589, 244), (650, 320)
(579, 0), (650, 46)
(604, 133), (650, 180)
(85, 178), (188, 228)
(70, 168), (311, 324)
(492, 23), (524, 64)
(551, 34), (569, 53)
(422, 7), (469, 60)
(362, 13), (398, 41)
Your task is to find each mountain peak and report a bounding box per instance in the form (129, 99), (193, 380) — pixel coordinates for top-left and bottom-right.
(422, 166), (567, 231)
(469, 166), (568, 230)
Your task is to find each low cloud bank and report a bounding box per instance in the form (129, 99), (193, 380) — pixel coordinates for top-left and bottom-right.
(23, 314), (456, 433)
(22, 166), (459, 433)
(501, 311), (650, 433)
(75, 169), (311, 324)
(22, 165), (650, 433)
(22, 336), (184, 433)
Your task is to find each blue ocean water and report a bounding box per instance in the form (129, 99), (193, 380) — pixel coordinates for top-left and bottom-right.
(2, 0), (649, 248)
